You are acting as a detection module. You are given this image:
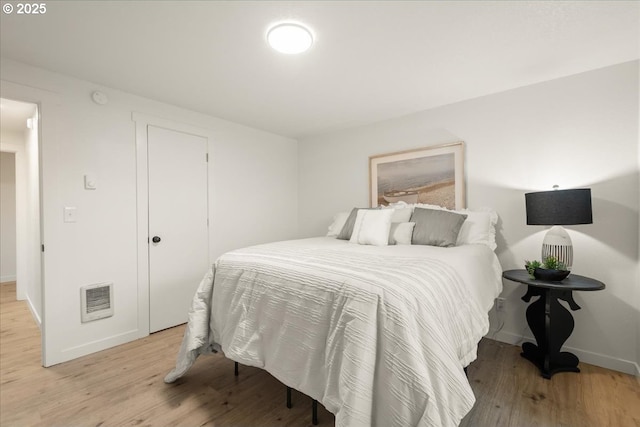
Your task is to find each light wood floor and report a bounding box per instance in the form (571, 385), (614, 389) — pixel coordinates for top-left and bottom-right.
(1, 281), (639, 427)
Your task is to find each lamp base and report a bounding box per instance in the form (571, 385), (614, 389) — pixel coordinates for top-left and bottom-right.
(542, 226), (573, 271)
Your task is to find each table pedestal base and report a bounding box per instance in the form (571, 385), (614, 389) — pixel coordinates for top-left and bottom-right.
(521, 342), (580, 379)
(521, 285), (582, 379)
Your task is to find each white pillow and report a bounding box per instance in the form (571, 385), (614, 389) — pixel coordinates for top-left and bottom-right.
(349, 209), (393, 246)
(388, 201), (410, 208)
(386, 202), (414, 222)
(326, 211), (351, 237)
(391, 207), (412, 223)
(455, 208), (498, 250)
(388, 222), (415, 245)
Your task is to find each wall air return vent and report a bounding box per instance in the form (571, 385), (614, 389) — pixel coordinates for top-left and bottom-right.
(80, 282), (114, 323)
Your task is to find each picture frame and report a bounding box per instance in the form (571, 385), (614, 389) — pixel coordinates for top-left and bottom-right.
(369, 142), (465, 209)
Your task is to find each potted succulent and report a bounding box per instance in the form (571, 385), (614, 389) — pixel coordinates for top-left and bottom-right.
(525, 256), (570, 281)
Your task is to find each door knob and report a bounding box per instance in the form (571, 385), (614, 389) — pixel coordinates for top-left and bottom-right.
(152, 236), (161, 243)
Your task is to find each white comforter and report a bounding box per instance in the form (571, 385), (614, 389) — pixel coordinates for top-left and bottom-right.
(165, 237), (502, 427)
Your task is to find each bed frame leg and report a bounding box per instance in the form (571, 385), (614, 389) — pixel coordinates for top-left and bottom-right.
(234, 361), (239, 376)
(285, 386), (317, 424)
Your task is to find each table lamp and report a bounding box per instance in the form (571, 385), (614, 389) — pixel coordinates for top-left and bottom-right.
(525, 187), (592, 271)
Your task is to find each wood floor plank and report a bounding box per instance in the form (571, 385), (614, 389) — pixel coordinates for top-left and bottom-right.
(1, 282), (638, 426)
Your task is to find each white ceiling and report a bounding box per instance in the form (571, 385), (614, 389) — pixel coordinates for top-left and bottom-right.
(1, 1), (638, 138)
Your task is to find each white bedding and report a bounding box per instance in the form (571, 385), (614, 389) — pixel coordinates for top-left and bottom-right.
(165, 237), (502, 427)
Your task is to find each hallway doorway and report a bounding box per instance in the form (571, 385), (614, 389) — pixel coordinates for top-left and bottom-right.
(0, 97), (42, 327)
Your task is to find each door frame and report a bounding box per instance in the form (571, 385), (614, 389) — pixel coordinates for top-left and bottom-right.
(132, 112), (212, 335)
(1, 79), (60, 366)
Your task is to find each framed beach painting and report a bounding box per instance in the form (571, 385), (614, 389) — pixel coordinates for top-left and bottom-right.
(369, 142), (465, 209)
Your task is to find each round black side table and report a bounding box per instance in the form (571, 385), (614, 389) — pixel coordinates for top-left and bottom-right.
(502, 269), (605, 379)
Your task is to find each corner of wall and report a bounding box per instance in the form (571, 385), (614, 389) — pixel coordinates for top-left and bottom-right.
(636, 60), (640, 378)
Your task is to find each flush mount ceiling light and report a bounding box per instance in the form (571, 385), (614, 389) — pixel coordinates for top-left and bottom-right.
(267, 23), (313, 54)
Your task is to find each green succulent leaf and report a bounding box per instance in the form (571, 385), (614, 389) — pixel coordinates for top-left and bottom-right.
(525, 260), (542, 278)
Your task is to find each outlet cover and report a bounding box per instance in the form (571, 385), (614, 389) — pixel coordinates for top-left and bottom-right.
(64, 207), (77, 223)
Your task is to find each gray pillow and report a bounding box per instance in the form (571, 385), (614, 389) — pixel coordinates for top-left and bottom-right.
(410, 207), (468, 247)
(337, 207), (378, 240)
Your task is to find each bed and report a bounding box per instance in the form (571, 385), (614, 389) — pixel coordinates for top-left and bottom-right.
(165, 205), (502, 427)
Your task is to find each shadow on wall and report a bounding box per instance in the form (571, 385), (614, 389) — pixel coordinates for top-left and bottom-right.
(465, 181), (531, 266)
(586, 170), (639, 262)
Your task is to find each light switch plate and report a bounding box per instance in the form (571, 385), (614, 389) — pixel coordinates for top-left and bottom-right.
(84, 174), (97, 190)
(64, 207), (77, 223)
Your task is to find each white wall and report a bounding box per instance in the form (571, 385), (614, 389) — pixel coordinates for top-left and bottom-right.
(0, 128), (27, 300)
(298, 61), (640, 375)
(1, 58), (298, 366)
(0, 151), (16, 282)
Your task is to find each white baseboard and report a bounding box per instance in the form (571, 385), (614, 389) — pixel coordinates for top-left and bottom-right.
(25, 295), (42, 329)
(44, 328), (148, 367)
(0, 275), (17, 283)
(487, 328), (638, 376)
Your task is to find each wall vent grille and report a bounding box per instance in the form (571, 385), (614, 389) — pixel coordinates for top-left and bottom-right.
(81, 283), (114, 323)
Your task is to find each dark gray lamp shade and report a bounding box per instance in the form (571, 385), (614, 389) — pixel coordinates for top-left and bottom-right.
(525, 189), (593, 225)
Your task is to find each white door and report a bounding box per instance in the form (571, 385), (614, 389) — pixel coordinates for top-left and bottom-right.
(148, 125), (209, 333)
